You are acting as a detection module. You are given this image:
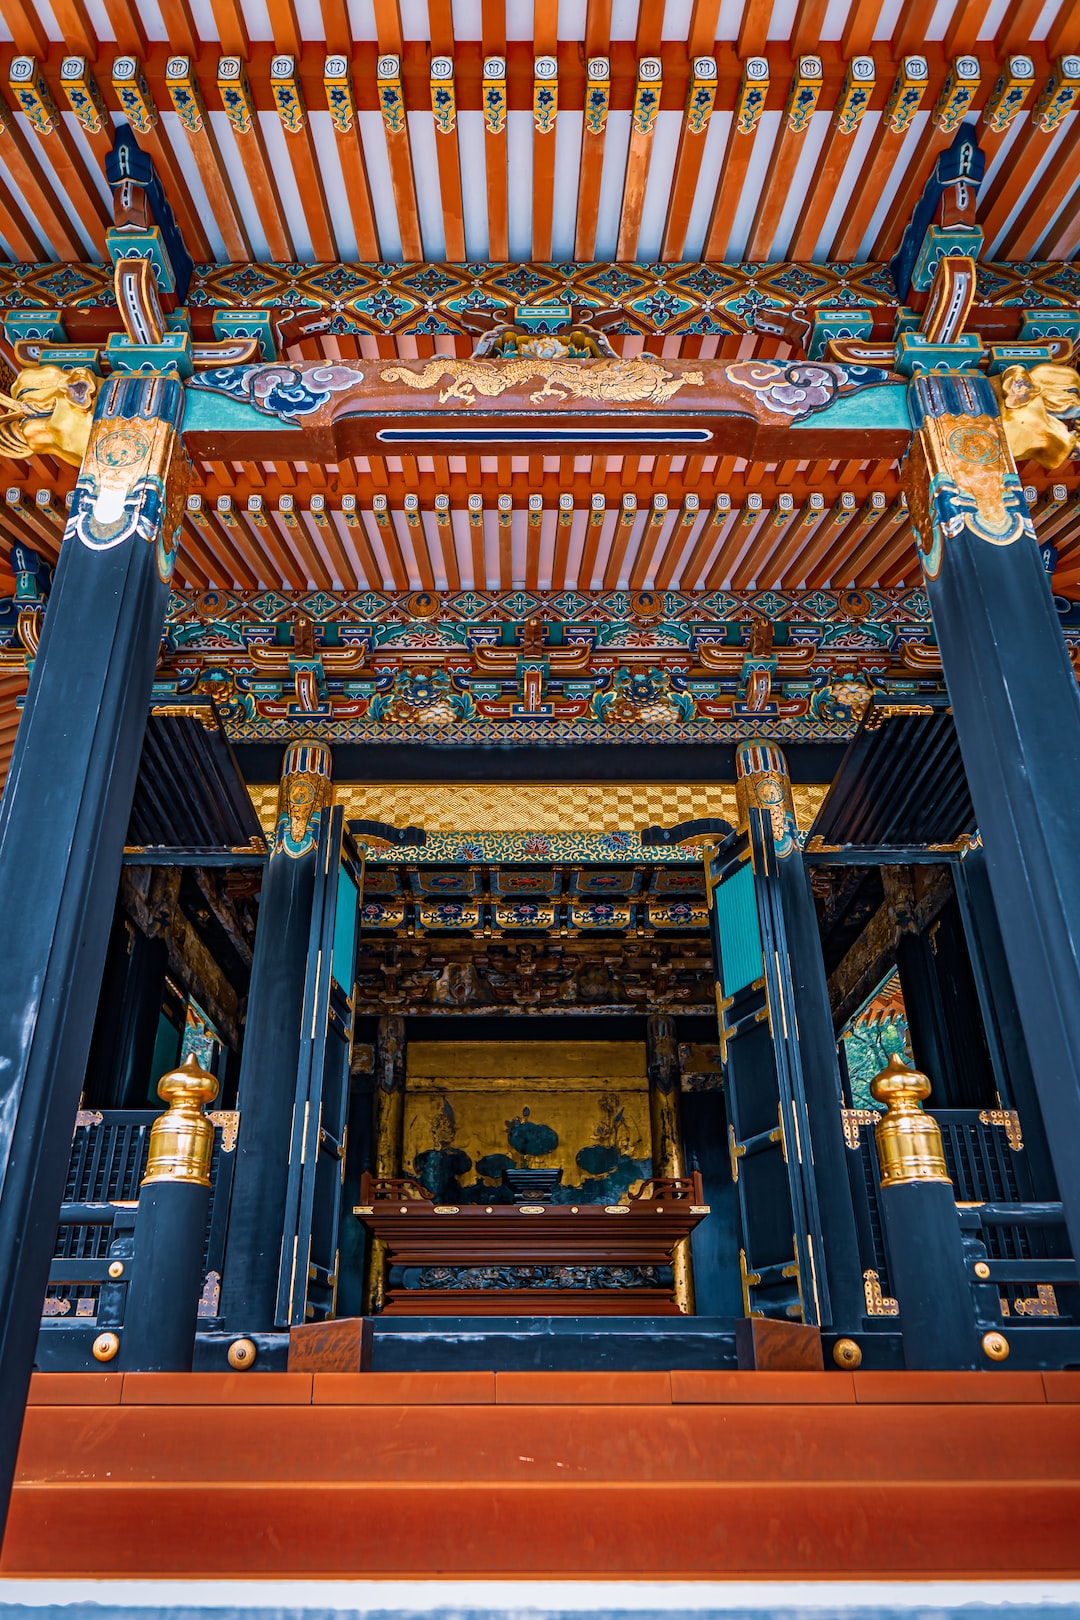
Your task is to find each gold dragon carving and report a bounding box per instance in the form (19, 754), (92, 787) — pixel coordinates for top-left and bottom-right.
(379, 355), (705, 407)
(0, 364), (100, 467)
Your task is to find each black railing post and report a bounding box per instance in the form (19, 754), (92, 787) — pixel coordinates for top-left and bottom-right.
(119, 1055), (217, 1372)
(871, 1054), (981, 1369)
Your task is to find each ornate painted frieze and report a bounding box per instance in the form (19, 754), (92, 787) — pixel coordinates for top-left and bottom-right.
(4, 262), (1080, 343)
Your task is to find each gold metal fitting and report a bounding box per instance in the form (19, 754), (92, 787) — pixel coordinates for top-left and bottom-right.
(141, 1053), (219, 1188)
(982, 1330), (1010, 1362)
(974, 1260), (991, 1280)
(832, 1337), (862, 1369)
(227, 1337), (257, 1370)
(92, 1331), (119, 1362)
(107, 1260), (125, 1279)
(870, 1054), (950, 1186)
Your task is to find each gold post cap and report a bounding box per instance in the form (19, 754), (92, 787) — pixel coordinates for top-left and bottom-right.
(870, 1053), (951, 1186)
(141, 1052), (219, 1188)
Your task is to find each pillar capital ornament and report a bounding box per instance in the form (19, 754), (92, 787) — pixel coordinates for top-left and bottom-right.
(903, 371), (1033, 580)
(735, 737), (797, 855)
(273, 736), (333, 857)
(73, 374), (188, 581)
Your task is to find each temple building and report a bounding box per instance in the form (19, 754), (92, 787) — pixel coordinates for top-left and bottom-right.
(0, 0), (1079, 1602)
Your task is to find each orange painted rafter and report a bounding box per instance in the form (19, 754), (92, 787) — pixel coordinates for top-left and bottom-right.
(0, 168), (46, 259)
(209, 0), (249, 56)
(617, 64), (662, 260)
(979, 114), (1072, 247)
(0, 2), (50, 53)
(746, 66), (820, 262)
(731, 497), (797, 589)
(178, 516), (240, 589)
(50, 0), (98, 53)
(427, 7), (466, 262)
(807, 491), (888, 585)
(234, 502), (308, 591)
(629, 497), (669, 589)
(661, 64), (719, 261)
(787, 103), (864, 258)
(575, 1), (611, 259)
(221, 118), (294, 263)
(17, 116), (110, 260)
(831, 93), (925, 260)
(188, 502), (261, 589)
(841, 0), (886, 54)
(703, 115), (764, 260)
(166, 86), (251, 261)
(652, 496), (701, 590)
(578, 496), (608, 590)
(267, 0), (301, 54)
(280, 121), (338, 262)
(669, 500), (726, 588)
(1002, 114), (1080, 256)
(303, 505), (356, 589)
(377, 55), (423, 262)
(157, 0), (198, 52)
(781, 494), (860, 583)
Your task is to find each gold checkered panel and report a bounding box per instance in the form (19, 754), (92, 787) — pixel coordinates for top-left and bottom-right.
(249, 781), (829, 837)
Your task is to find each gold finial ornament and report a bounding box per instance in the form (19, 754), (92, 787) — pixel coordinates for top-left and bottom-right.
(92, 1331), (120, 1362)
(870, 1054), (951, 1186)
(832, 1337), (863, 1368)
(982, 1330), (1010, 1361)
(227, 1337), (257, 1369)
(141, 1053), (219, 1188)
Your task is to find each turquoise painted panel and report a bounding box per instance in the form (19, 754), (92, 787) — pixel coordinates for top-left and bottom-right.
(715, 860), (762, 996)
(791, 381), (910, 430)
(332, 865), (357, 990)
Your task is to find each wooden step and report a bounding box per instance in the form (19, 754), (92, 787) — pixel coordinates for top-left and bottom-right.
(5, 1370), (1079, 1579)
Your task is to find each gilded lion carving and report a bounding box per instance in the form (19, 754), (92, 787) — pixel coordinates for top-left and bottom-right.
(991, 362), (1080, 472)
(0, 364), (99, 467)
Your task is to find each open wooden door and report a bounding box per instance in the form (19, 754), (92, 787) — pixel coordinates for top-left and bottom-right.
(275, 805), (363, 1326)
(705, 819), (831, 1325)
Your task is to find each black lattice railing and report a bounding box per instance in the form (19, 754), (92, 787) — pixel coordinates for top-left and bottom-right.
(44, 1108), (237, 1322)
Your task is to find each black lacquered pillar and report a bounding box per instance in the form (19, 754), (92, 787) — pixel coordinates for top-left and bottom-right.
(735, 741), (866, 1331)
(903, 372), (1080, 1266)
(0, 374), (188, 1534)
(646, 1014), (694, 1314)
(220, 740), (333, 1331)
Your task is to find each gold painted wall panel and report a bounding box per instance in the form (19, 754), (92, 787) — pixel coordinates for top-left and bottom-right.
(403, 1039), (651, 1202)
(248, 781), (829, 837)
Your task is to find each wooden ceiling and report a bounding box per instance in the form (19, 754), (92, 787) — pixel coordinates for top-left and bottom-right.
(2, 0), (1080, 786)
(0, 3), (1078, 266)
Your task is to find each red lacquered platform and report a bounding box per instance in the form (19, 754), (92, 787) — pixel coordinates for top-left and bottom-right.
(5, 1368), (1079, 1578)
